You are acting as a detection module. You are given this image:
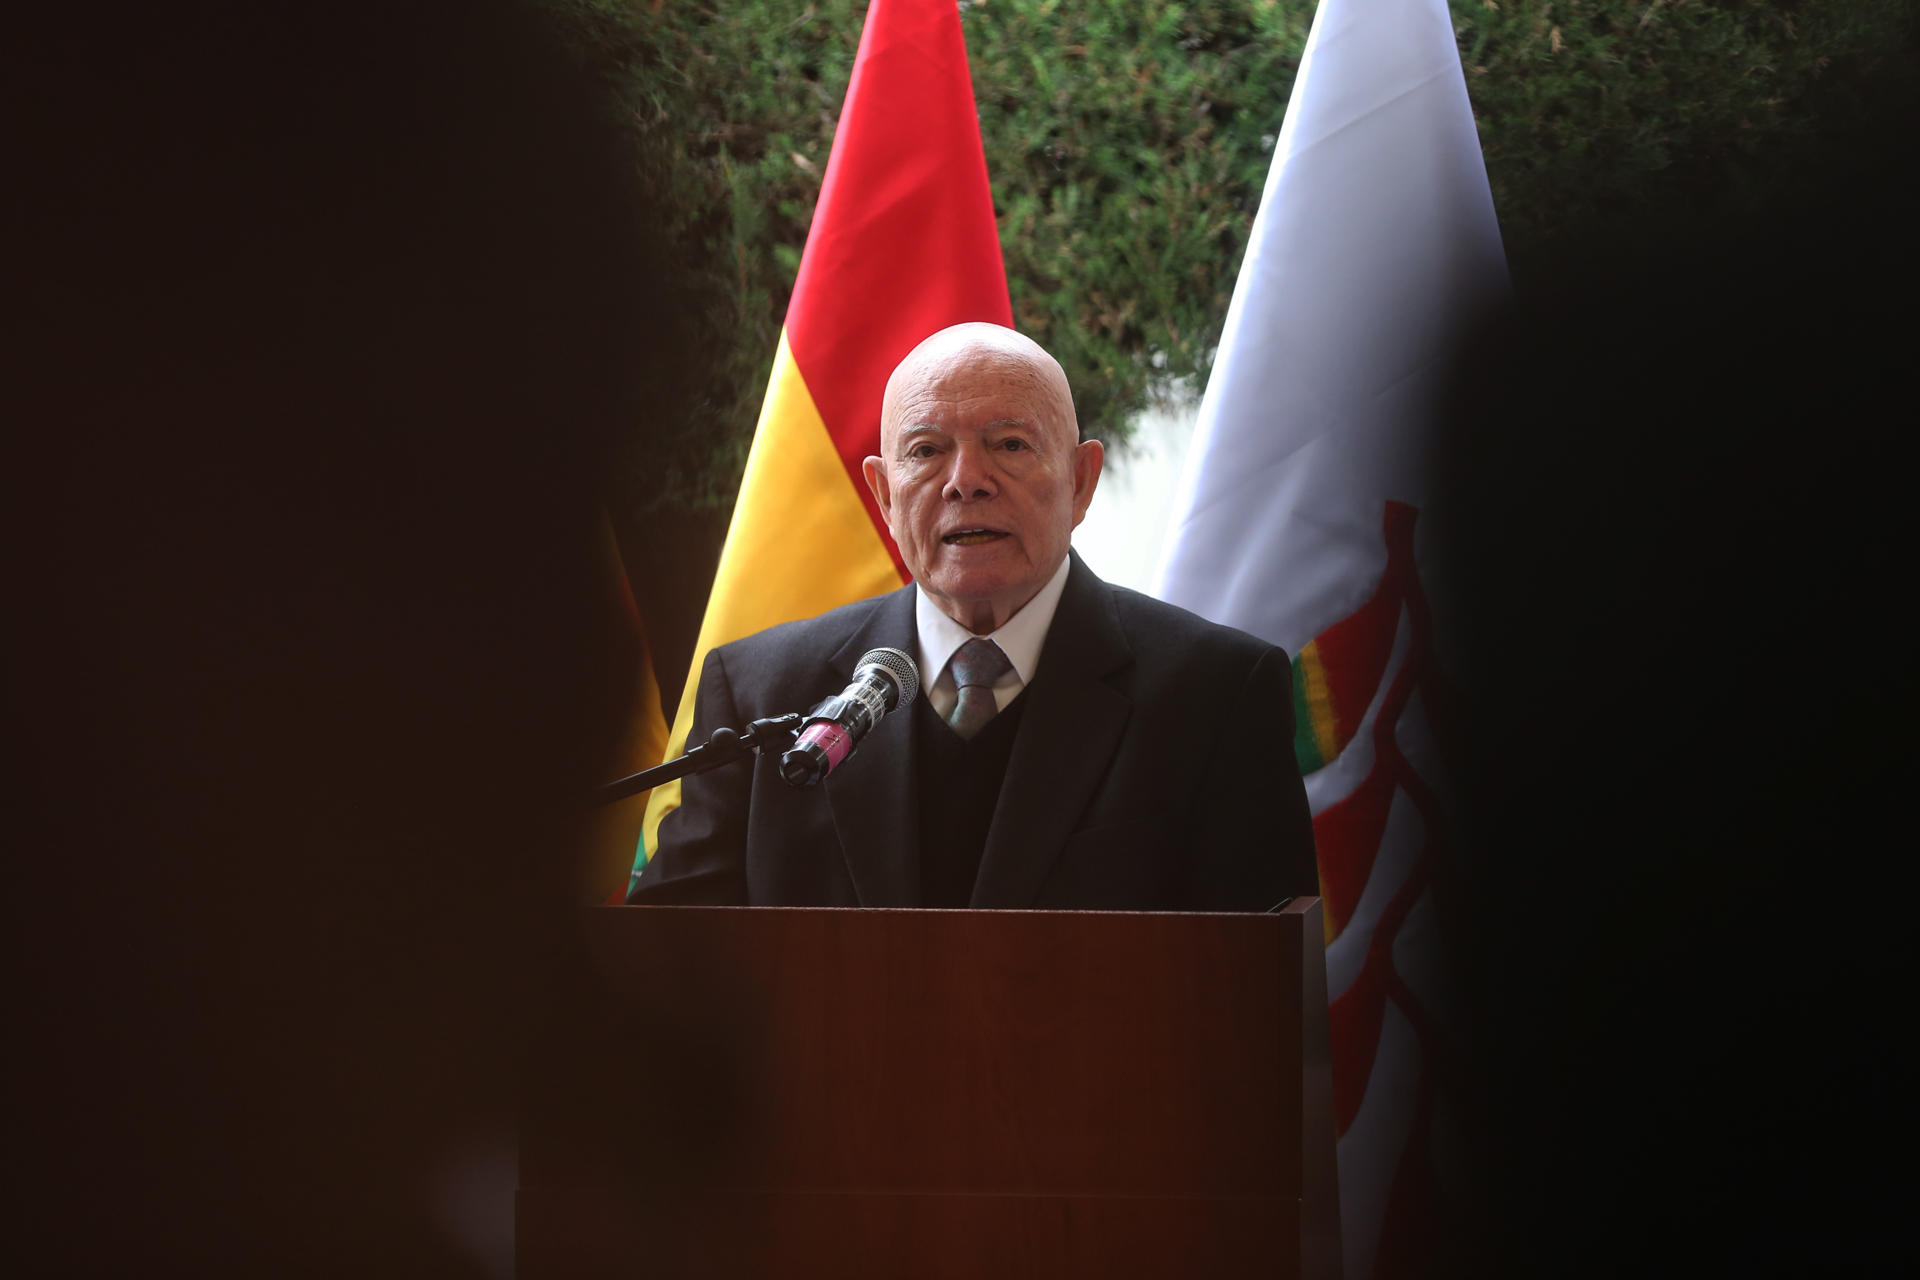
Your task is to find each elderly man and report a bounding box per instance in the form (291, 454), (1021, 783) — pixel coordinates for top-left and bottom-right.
(629, 323), (1314, 910)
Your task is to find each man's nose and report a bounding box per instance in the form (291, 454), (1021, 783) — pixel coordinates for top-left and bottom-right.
(942, 441), (999, 500)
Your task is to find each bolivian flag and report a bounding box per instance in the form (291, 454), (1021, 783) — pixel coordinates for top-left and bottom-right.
(633, 0), (1010, 875)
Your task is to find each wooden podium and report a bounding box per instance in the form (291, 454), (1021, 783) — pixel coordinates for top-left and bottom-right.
(519, 901), (1338, 1278)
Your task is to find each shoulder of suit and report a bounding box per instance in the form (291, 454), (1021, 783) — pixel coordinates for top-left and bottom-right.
(1097, 579), (1290, 667)
(711, 585), (904, 660)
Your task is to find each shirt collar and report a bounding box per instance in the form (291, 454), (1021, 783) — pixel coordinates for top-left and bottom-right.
(913, 554), (1073, 691)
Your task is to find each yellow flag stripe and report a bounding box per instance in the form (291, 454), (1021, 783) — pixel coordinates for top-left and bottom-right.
(1297, 641), (1341, 766)
(639, 331), (902, 860)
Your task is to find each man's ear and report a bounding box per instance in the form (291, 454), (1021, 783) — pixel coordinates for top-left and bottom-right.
(1068, 438), (1104, 527)
(861, 456), (893, 524)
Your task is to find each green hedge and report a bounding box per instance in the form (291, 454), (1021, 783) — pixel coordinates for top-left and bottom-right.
(548, 0), (1912, 516)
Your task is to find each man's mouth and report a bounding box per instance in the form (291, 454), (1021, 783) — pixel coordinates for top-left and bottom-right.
(942, 528), (1008, 546)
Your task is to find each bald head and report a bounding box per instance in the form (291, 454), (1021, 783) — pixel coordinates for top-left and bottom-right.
(863, 323), (1102, 633)
(880, 323), (1079, 453)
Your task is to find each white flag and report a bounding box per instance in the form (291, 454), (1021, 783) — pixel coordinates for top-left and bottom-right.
(1152, 1), (1507, 1277)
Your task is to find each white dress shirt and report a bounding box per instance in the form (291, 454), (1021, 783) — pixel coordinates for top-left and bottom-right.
(913, 555), (1073, 719)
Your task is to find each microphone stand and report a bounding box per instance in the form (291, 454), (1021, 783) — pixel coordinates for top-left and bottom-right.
(596, 713), (802, 806)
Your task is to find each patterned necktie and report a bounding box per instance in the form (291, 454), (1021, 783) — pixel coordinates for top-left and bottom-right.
(945, 638), (1012, 740)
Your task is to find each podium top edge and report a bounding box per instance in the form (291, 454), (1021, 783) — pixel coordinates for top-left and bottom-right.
(592, 900), (1320, 919)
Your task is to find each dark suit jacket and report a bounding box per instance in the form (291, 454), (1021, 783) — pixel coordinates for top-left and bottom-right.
(629, 553), (1316, 910)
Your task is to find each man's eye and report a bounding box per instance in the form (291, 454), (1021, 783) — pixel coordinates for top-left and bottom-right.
(908, 443), (939, 459)
(998, 438), (1028, 452)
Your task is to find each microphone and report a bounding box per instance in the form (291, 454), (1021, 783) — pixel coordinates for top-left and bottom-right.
(778, 647), (920, 788)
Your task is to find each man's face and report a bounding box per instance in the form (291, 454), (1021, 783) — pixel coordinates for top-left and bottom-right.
(862, 333), (1102, 634)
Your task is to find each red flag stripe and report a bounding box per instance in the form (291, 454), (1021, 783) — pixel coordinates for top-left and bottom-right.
(784, 0), (1011, 578)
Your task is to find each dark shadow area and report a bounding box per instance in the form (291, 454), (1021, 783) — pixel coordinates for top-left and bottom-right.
(1429, 70), (1918, 1280)
(7, 3), (706, 1273)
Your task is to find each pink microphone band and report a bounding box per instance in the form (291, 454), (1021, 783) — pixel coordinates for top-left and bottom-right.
(795, 720), (855, 771)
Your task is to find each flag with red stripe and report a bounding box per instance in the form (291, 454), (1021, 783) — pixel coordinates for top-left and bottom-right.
(635, 0), (1010, 871)
(1151, 2), (1508, 1276)
(588, 514), (670, 903)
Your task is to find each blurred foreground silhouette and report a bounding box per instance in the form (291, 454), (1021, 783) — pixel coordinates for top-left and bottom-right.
(1431, 78), (1917, 1279)
(8, 3), (698, 1273)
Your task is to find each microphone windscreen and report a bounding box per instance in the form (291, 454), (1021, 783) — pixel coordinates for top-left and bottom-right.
(856, 647), (920, 710)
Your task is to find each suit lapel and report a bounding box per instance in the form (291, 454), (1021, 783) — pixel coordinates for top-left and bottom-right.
(971, 554), (1131, 908)
(823, 584), (922, 907)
